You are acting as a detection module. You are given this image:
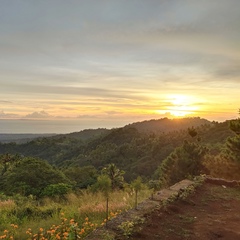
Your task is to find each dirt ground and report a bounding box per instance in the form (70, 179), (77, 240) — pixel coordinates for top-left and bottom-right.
(131, 183), (240, 240)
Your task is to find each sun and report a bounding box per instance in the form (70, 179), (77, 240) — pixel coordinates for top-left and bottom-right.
(156, 94), (198, 117)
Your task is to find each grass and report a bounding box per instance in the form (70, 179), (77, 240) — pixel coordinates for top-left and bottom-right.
(0, 188), (151, 239)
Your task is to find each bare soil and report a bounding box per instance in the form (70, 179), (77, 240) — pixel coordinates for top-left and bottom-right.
(131, 182), (240, 240)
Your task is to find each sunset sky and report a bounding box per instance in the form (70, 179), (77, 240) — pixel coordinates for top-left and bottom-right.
(0, 0), (240, 133)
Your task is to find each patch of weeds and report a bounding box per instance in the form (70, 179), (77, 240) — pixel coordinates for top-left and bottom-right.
(133, 216), (145, 224)
(177, 185), (197, 200)
(117, 216), (145, 238)
(118, 221), (135, 239)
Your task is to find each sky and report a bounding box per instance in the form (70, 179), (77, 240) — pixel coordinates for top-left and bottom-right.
(0, 0), (240, 133)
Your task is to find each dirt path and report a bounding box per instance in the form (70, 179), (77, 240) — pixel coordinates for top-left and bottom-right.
(87, 179), (196, 239)
(131, 182), (240, 240)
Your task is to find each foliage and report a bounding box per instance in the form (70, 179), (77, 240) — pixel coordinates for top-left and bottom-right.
(203, 154), (240, 180)
(41, 183), (72, 197)
(225, 135), (240, 162)
(102, 163), (125, 190)
(203, 110), (240, 179)
(148, 180), (161, 199)
(0, 156), (71, 197)
(203, 122), (240, 179)
(126, 117), (210, 134)
(0, 188), (151, 239)
(229, 115), (240, 135)
(156, 140), (208, 187)
(118, 221), (135, 238)
(95, 174), (112, 226)
(187, 127), (198, 138)
(63, 166), (98, 189)
(118, 217), (145, 239)
(131, 176), (143, 209)
(226, 111), (240, 162)
(95, 175), (112, 198)
(0, 118), (230, 182)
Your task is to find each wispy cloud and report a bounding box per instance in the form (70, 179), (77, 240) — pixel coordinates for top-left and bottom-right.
(0, 110), (19, 118)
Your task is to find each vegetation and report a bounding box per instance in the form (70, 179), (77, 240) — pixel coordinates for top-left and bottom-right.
(0, 189), (150, 239)
(0, 156), (71, 198)
(0, 118), (234, 182)
(0, 116), (239, 238)
(102, 163), (125, 190)
(131, 177), (143, 209)
(203, 111), (240, 179)
(155, 140), (208, 187)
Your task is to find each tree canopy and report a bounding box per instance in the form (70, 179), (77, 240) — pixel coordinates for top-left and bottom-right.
(0, 156), (71, 197)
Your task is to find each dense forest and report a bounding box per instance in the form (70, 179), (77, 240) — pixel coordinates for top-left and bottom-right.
(0, 116), (239, 198)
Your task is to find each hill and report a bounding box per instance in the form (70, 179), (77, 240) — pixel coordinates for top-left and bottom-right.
(125, 117), (211, 134)
(51, 128), (110, 141)
(0, 117), (234, 181)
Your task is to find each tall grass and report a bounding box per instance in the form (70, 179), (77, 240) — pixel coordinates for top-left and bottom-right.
(0, 199), (15, 211)
(0, 188), (152, 239)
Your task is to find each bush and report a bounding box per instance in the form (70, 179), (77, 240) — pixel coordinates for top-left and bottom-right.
(41, 183), (72, 197)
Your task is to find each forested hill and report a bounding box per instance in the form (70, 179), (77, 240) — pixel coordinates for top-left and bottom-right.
(0, 118), (234, 181)
(50, 128), (110, 141)
(125, 117), (211, 133)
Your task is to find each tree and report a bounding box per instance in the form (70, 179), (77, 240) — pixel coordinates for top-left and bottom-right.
(227, 108), (240, 162)
(131, 176), (143, 209)
(102, 163), (125, 190)
(0, 157), (71, 197)
(156, 140), (208, 187)
(41, 183), (72, 197)
(148, 180), (161, 200)
(63, 166), (97, 188)
(188, 127), (198, 139)
(229, 108), (240, 135)
(96, 174), (111, 226)
(203, 109), (240, 180)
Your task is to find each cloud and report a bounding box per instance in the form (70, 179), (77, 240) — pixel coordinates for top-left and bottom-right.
(0, 0), (239, 126)
(25, 111), (52, 119)
(0, 110), (19, 118)
(213, 63), (240, 80)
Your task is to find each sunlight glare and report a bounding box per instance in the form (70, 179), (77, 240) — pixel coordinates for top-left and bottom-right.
(156, 94), (199, 117)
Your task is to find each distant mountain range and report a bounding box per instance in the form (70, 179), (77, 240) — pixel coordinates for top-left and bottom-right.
(0, 134), (57, 144)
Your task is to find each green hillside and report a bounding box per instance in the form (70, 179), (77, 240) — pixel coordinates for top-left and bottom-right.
(0, 118), (234, 181)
